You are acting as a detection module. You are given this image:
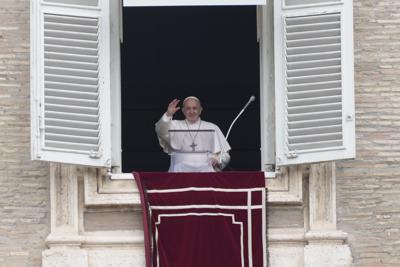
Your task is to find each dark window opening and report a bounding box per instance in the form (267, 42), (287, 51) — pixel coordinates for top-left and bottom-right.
(121, 6), (260, 172)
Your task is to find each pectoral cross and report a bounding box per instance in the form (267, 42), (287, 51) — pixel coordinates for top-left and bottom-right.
(190, 142), (198, 152)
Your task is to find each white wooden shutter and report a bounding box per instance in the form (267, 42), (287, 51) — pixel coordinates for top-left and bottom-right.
(274, 0), (355, 166)
(31, 0), (113, 167)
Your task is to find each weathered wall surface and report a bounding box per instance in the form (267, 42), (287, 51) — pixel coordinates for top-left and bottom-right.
(336, 1), (400, 267)
(0, 0), (50, 266)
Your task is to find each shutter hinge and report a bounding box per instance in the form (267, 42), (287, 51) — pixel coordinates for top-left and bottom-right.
(286, 151), (298, 159)
(346, 114), (354, 121)
(105, 158), (112, 168)
(89, 149), (102, 159)
(39, 115), (44, 131)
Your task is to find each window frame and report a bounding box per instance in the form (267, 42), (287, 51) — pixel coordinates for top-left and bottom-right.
(258, 3), (276, 171)
(114, 4), (273, 172)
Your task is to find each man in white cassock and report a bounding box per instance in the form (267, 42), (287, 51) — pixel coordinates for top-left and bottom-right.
(155, 96), (231, 172)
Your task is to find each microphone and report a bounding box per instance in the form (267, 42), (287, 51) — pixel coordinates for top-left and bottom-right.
(218, 95), (256, 172)
(243, 95), (256, 111)
(226, 95), (256, 140)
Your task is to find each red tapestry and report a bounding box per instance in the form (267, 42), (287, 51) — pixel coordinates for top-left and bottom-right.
(134, 171), (266, 267)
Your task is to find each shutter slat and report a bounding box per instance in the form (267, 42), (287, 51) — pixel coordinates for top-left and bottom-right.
(45, 81), (98, 93)
(288, 88), (341, 100)
(46, 125), (99, 137)
(286, 43), (341, 56)
(45, 73), (98, 85)
(45, 59), (98, 71)
(45, 96), (99, 107)
(45, 37), (98, 49)
(44, 14), (98, 26)
(289, 132), (342, 143)
(45, 103), (98, 115)
(287, 36), (341, 48)
(288, 124), (342, 136)
(45, 51), (98, 63)
(45, 110), (99, 122)
(45, 44), (98, 56)
(286, 13), (340, 25)
(43, 0), (99, 7)
(288, 103), (341, 115)
(286, 29), (340, 41)
(45, 66), (99, 78)
(44, 29), (98, 41)
(288, 110), (342, 122)
(287, 51), (341, 63)
(45, 141), (99, 152)
(288, 95), (342, 106)
(45, 118), (99, 130)
(45, 88), (98, 100)
(287, 58), (341, 70)
(287, 65), (341, 77)
(287, 72), (341, 85)
(288, 117), (342, 129)
(287, 21), (340, 33)
(45, 133), (99, 144)
(288, 80), (341, 92)
(288, 140), (343, 151)
(44, 22), (98, 34)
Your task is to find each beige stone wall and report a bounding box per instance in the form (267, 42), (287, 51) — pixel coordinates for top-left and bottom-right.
(336, 1), (400, 267)
(0, 1), (50, 266)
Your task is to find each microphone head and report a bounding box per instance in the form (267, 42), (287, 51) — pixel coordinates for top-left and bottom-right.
(249, 95), (256, 102)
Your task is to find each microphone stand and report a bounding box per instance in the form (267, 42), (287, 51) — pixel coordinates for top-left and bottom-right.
(226, 96), (255, 140)
(217, 96), (256, 171)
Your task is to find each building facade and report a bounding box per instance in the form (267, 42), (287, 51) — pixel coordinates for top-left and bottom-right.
(0, 0), (399, 266)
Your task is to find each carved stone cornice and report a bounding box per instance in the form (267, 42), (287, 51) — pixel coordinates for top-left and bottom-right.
(267, 165), (304, 204)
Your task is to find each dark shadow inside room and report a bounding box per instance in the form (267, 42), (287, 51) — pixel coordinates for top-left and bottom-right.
(121, 6), (260, 172)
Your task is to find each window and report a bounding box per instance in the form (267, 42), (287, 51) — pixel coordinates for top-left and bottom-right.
(120, 6), (261, 172)
(30, 0), (355, 171)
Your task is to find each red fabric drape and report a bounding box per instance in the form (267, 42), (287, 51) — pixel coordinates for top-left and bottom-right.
(135, 171), (266, 267)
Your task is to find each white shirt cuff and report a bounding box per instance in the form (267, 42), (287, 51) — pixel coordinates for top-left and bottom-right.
(162, 113), (172, 122)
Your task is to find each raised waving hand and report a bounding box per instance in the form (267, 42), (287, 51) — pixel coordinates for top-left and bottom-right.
(166, 98), (181, 117)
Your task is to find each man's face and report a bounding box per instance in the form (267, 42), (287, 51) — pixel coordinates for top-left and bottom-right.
(182, 99), (202, 123)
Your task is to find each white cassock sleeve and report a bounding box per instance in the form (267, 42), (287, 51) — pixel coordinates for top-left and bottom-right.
(213, 125), (231, 170)
(155, 113), (173, 154)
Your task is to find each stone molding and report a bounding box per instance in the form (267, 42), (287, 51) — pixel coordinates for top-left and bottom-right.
(267, 165), (304, 204)
(46, 231), (144, 247)
(84, 166), (304, 206)
(304, 162), (352, 267)
(84, 168), (140, 206)
(44, 163), (353, 267)
(49, 164), (80, 235)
